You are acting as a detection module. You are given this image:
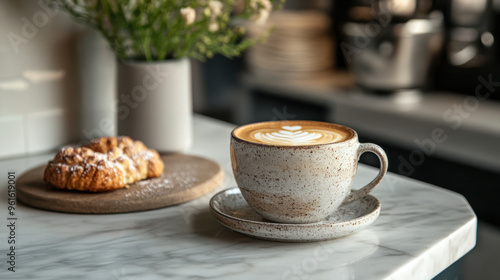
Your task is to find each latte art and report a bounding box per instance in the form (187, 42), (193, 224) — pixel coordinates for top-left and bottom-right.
(250, 125), (345, 146)
(234, 121), (352, 146)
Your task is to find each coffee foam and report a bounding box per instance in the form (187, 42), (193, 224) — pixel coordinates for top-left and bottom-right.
(235, 122), (351, 146)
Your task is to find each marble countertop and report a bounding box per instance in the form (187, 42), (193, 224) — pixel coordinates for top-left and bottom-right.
(0, 115), (476, 279)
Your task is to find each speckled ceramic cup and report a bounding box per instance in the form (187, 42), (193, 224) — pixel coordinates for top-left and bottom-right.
(230, 120), (388, 224)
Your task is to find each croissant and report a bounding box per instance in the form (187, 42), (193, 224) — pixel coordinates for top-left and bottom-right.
(43, 136), (164, 192)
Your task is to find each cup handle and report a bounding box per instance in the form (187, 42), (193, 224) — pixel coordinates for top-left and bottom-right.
(342, 143), (388, 205)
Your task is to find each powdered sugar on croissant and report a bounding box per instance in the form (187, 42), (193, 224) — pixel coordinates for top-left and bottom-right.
(43, 136), (164, 192)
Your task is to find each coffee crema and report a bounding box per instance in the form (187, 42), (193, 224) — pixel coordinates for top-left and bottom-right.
(234, 121), (351, 146)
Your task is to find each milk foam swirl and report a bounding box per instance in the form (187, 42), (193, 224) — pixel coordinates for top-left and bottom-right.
(250, 125), (344, 146)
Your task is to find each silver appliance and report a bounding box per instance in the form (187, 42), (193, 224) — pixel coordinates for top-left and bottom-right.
(343, 11), (444, 92)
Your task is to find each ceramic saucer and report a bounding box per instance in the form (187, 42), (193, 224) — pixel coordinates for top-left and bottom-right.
(209, 187), (381, 242)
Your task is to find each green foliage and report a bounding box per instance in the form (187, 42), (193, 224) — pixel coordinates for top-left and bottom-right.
(51, 0), (283, 61)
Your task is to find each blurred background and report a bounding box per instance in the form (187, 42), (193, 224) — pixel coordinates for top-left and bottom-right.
(0, 0), (499, 278)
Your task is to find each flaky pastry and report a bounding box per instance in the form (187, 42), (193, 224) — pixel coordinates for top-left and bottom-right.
(43, 136), (164, 192)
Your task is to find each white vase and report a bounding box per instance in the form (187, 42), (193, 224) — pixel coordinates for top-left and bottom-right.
(117, 58), (192, 152)
(79, 28), (117, 139)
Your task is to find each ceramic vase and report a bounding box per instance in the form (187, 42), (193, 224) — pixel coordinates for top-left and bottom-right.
(117, 58), (192, 152)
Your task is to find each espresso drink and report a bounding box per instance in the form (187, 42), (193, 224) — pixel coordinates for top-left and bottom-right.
(231, 120), (388, 223)
(233, 121), (352, 146)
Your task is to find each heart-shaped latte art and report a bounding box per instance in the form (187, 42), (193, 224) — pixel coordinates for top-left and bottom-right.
(251, 125), (344, 146)
(282, 126), (302, 131)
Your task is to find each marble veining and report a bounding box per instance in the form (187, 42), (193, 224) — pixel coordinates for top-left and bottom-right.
(0, 115), (476, 279)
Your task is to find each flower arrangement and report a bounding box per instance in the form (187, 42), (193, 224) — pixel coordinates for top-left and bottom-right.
(52, 0), (284, 61)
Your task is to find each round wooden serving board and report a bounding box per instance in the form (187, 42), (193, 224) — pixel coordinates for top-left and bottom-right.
(17, 154), (224, 214)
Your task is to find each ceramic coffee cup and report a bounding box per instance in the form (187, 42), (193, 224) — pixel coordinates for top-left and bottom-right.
(230, 120), (388, 224)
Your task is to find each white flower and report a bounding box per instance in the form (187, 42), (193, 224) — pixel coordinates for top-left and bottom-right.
(250, 0), (258, 9)
(250, 0), (271, 11)
(209, 21), (219, 32)
(180, 7), (196, 25)
(209, 0), (223, 17)
(254, 9), (270, 25)
(259, 0), (272, 11)
(250, 0), (272, 25)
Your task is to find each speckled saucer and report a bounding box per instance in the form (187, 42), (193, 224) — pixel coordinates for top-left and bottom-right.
(210, 187), (381, 242)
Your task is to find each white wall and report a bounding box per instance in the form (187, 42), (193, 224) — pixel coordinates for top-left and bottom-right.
(0, 1), (117, 159)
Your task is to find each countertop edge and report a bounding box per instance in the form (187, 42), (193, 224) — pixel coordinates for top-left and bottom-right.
(386, 216), (478, 280)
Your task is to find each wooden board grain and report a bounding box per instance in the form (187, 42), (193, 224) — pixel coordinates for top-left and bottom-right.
(17, 154), (224, 214)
